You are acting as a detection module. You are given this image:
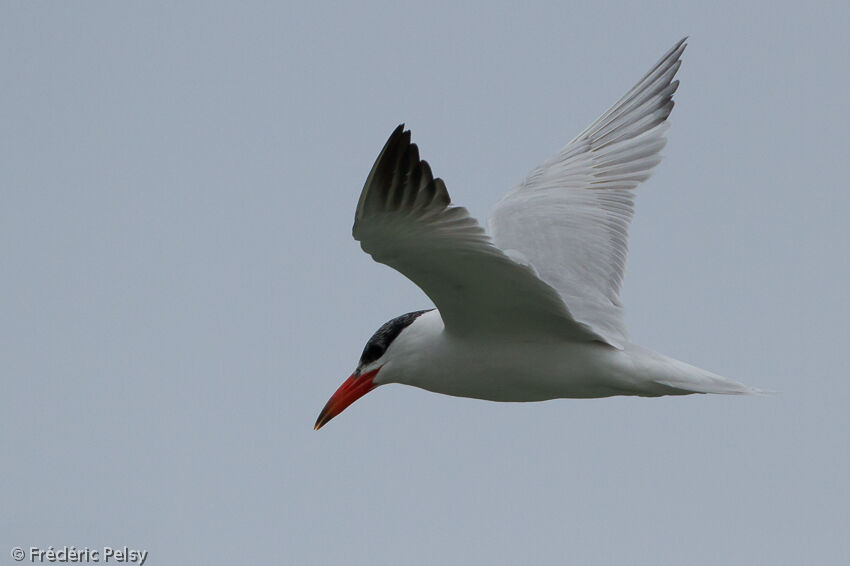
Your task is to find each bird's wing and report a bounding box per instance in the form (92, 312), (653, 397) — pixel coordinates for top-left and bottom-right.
(488, 38), (687, 348)
(354, 125), (603, 341)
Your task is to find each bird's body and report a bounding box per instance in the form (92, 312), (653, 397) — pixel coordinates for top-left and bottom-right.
(314, 38), (758, 430)
(376, 309), (752, 402)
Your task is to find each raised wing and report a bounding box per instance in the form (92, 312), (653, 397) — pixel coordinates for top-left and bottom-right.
(488, 38), (687, 348)
(354, 125), (603, 341)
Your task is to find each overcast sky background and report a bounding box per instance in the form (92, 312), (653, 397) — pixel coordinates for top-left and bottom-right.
(2, 2), (849, 565)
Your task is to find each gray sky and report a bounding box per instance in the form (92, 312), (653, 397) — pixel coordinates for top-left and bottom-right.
(2, 2), (848, 565)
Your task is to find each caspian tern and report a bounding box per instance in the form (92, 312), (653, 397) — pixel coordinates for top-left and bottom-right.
(315, 38), (757, 430)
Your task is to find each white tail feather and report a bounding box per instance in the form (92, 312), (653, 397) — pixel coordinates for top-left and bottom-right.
(635, 348), (764, 395)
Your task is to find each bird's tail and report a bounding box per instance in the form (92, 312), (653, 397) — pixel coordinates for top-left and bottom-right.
(649, 354), (766, 395)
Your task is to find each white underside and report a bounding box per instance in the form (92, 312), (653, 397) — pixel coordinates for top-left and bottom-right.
(372, 310), (756, 401)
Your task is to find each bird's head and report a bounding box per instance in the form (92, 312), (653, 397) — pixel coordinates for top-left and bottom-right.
(314, 309), (432, 430)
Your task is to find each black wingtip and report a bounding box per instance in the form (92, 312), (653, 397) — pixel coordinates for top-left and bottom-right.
(386, 124), (409, 153)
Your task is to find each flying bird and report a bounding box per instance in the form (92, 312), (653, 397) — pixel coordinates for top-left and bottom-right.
(315, 38), (757, 430)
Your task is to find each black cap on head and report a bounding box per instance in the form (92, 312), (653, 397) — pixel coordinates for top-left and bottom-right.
(358, 309), (432, 368)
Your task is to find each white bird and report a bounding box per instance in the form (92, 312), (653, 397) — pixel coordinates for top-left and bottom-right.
(315, 38), (757, 430)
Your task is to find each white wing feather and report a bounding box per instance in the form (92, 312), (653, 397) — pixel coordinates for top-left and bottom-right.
(488, 38), (687, 348)
(353, 126), (603, 342)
